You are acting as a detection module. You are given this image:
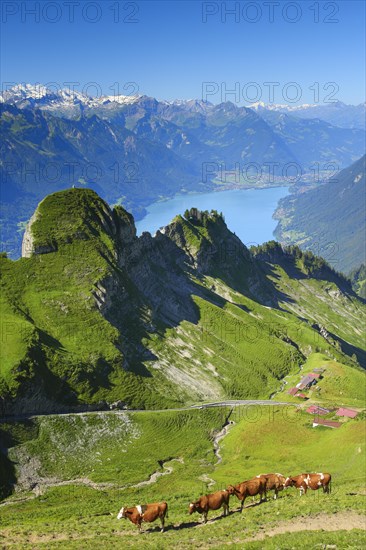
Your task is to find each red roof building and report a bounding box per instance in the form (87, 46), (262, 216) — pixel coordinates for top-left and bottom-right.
(313, 419), (342, 428)
(288, 387), (299, 396)
(306, 405), (330, 415)
(296, 393), (308, 399)
(335, 407), (358, 418)
(310, 372), (321, 379)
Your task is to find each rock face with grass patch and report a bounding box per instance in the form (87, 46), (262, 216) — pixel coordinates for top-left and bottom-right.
(22, 209), (56, 257)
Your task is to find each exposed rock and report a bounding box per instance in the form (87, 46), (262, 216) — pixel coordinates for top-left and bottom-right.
(21, 209), (57, 257)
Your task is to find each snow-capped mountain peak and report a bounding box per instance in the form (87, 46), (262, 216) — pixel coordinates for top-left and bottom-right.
(99, 94), (141, 105)
(0, 84), (142, 114)
(249, 101), (318, 112)
(1, 83), (54, 102)
(1, 84), (364, 129)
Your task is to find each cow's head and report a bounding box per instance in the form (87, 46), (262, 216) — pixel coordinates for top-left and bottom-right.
(284, 477), (295, 488)
(189, 502), (197, 515)
(227, 485), (236, 495)
(117, 506), (126, 519)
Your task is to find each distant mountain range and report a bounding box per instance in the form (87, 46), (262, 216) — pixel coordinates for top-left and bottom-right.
(1, 84), (365, 258)
(274, 155), (366, 274)
(250, 100), (366, 130)
(2, 85), (365, 129)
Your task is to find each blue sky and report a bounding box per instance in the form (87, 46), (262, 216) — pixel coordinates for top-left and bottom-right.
(1, 0), (365, 104)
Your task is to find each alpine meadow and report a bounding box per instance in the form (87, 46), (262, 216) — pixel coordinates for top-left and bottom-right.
(0, 1), (365, 549)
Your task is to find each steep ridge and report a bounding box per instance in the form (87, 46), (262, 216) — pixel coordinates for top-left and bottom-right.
(1, 189), (365, 415)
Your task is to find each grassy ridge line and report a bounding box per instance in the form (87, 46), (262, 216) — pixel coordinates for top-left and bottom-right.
(2, 529), (364, 549)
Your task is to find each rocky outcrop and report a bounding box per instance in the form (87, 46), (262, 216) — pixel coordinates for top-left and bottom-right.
(92, 277), (121, 315)
(21, 210), (57, 257)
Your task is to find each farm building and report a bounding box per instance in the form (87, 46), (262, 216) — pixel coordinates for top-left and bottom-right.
(296, 393), (308, 400)
(296, 374), (317, 390)
(310, 372), (321, 379)
(288, 387), (299, 396)
(306, 405), (330, 415)
(313, 419), (341, 429)
(335, 407), (359, 418)
(313, 367), (326, 373)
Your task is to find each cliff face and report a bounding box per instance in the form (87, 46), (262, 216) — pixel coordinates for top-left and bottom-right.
(21, 210), (56, 257)
(2, 188), (363, 414)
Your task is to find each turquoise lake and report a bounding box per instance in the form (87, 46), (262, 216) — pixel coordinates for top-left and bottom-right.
(135, 187), (289, 247)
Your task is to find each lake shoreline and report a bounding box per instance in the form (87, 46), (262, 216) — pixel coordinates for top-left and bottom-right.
(131, 181), (292, 222)
(135, 185), (290, 246)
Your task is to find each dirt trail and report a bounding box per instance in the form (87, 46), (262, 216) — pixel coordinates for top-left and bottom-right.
(246, 511), (366, 541)
(3, 511), (363, 548)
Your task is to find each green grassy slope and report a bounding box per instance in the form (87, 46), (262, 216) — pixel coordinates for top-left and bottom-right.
(275, 353), (366, 407)
(1, 189), (365, 414)
(0, 406), (365, 548)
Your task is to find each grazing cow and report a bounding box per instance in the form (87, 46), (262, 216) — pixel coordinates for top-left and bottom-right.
(227, 477), (267, 511)
(284, 473), (332, 496)
(117, 502), (168, 532)
(256, 473), (286, 500)
(189, 490), (230, 523)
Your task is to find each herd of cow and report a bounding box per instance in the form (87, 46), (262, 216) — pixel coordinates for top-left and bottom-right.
(117, 472), (332, 532)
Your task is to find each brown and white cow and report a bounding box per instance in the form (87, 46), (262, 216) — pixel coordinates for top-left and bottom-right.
(256, 473), (286, 500)
(227, 477), (267, 511)
(284, 473), (331, 496)
(189, 490), (230, 523)
(117, 502), (168, 532)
